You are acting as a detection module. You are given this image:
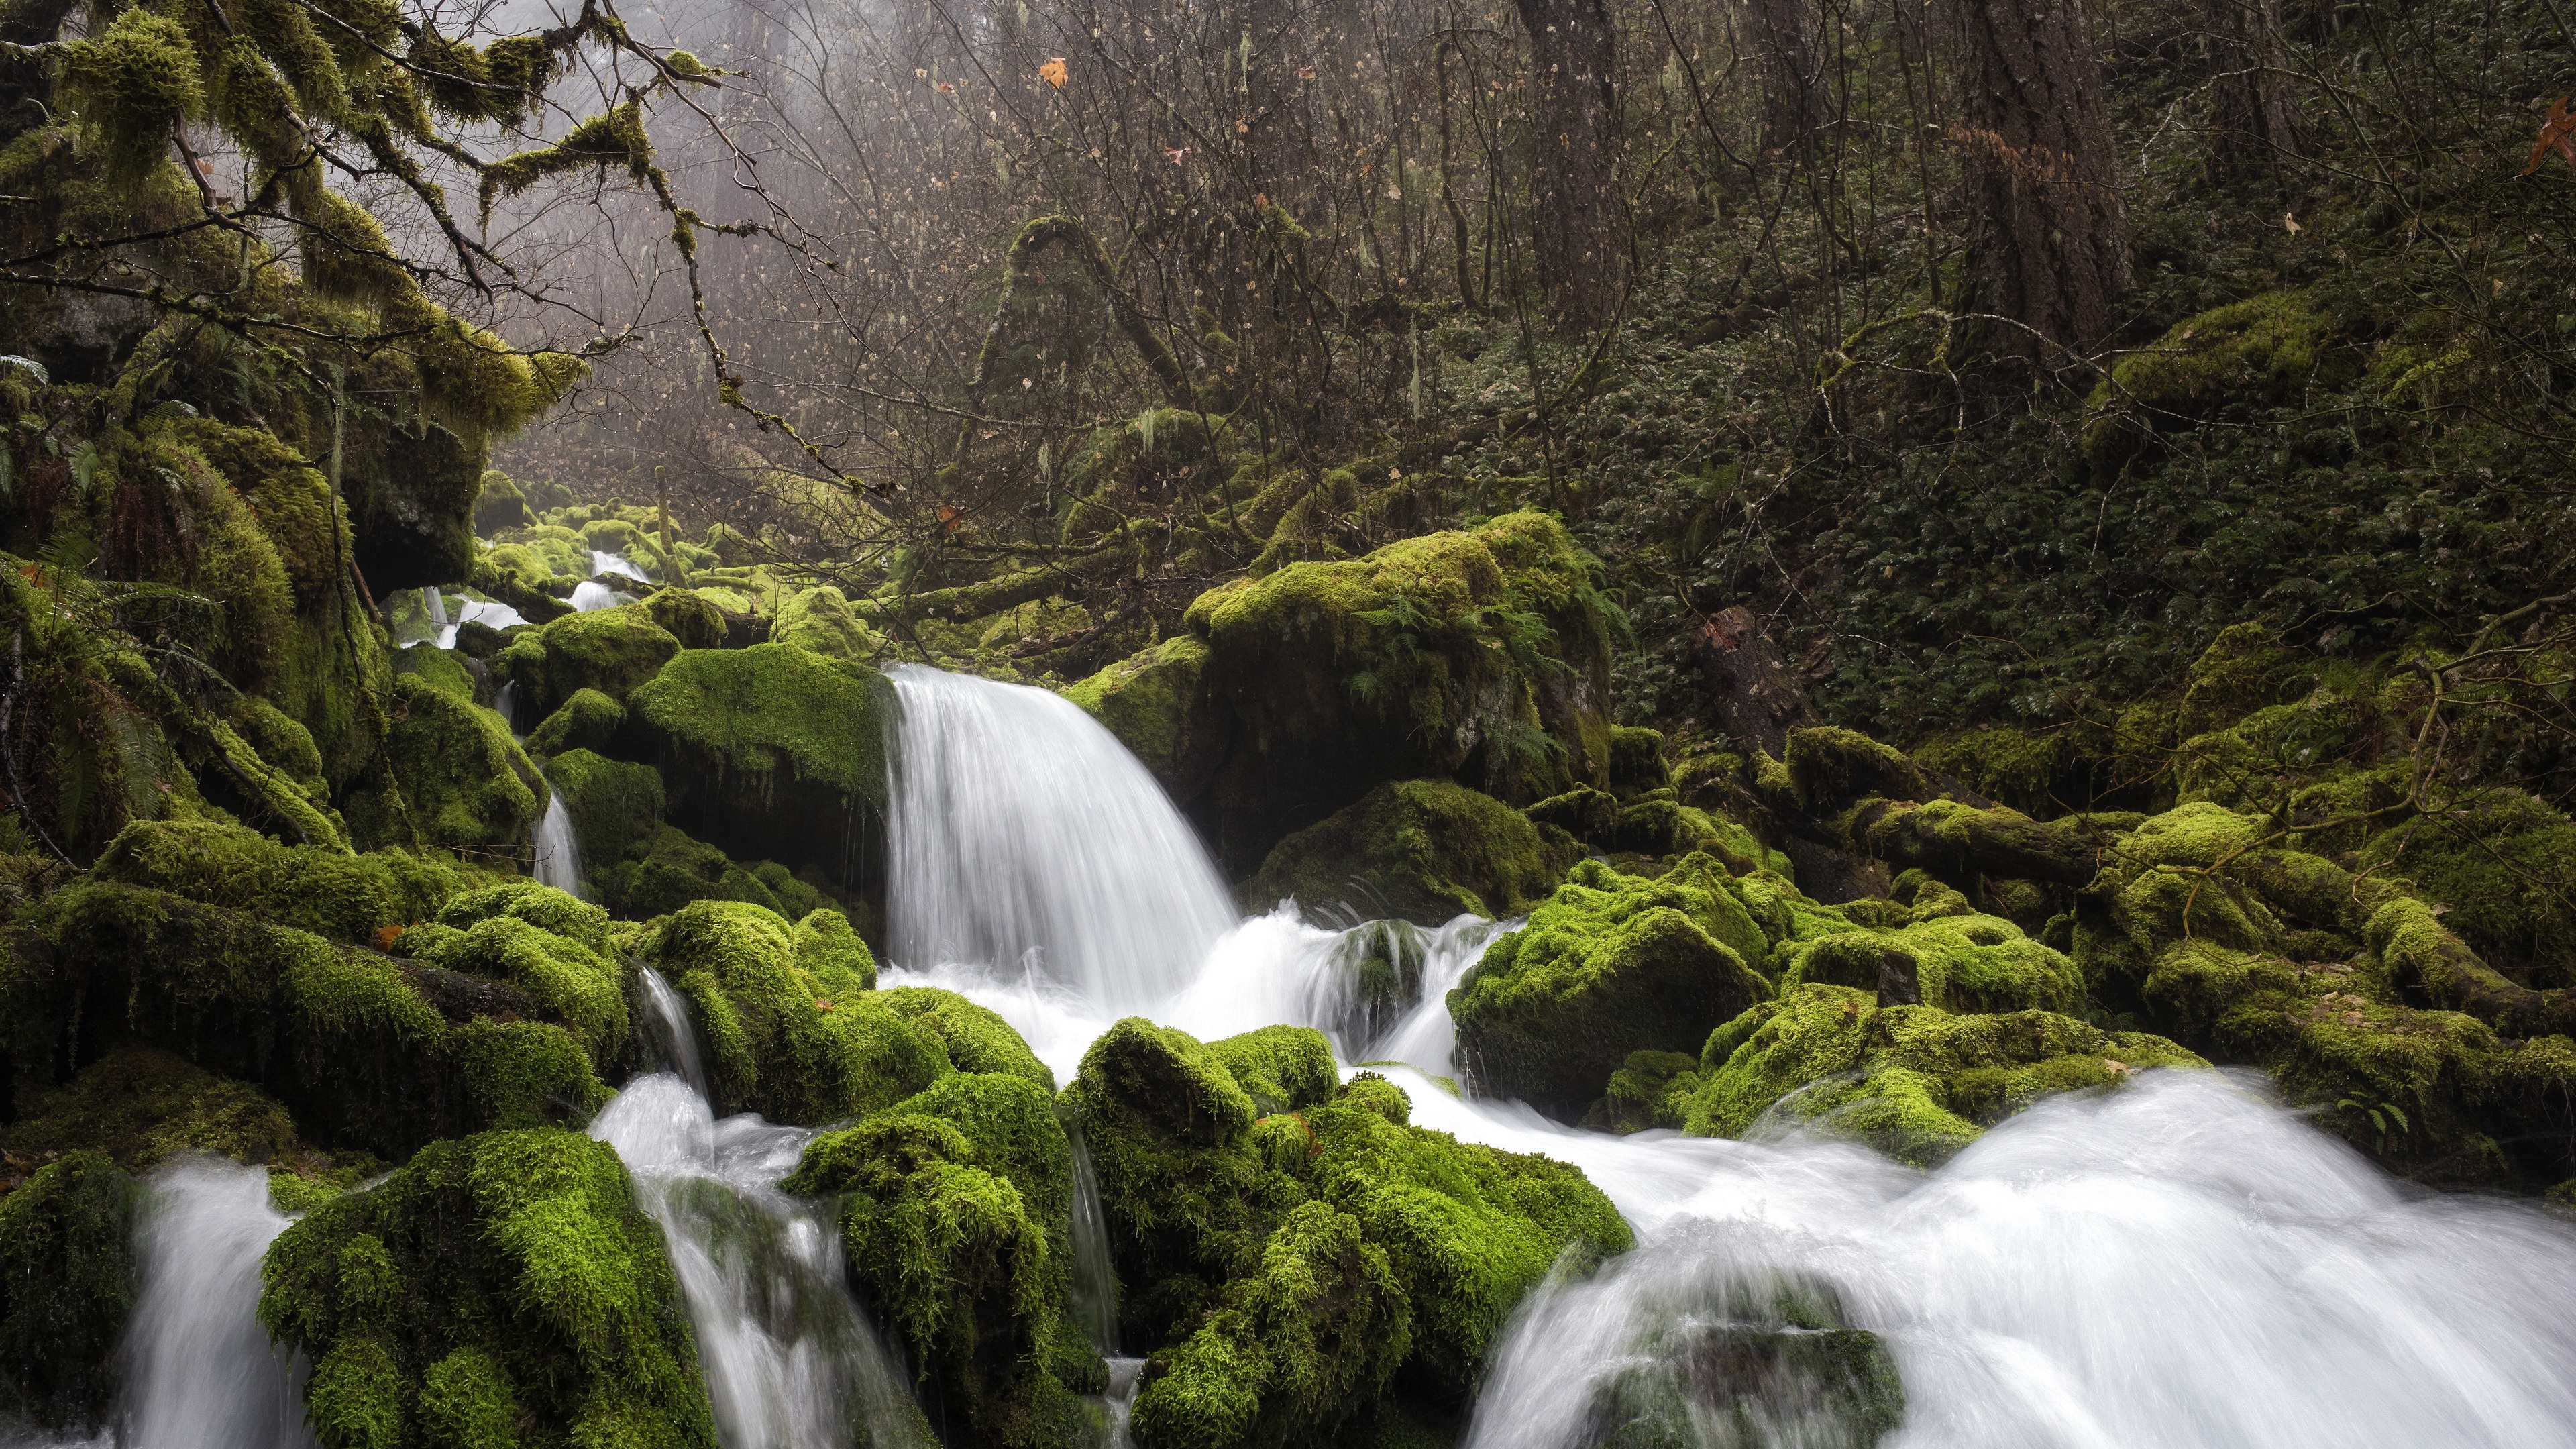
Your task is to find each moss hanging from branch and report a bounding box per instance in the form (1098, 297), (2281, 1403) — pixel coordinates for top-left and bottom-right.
(477, 99), (652, 223)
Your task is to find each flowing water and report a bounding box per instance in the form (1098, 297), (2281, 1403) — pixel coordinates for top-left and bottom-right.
(121, 1159), (315, 1449)
(421, 586), (449, 631)
(570, 580), (623, 612)
(533, 793), (583, 896)
(594, 549), (651, 584)
(869, 665), (2576, 1449)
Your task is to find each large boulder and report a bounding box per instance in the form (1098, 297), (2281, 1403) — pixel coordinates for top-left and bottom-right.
(1070, 513), (1619, 871)
(490, 604), (680, 719)
(1241, 779), (1576, 924)
(1449, 857), (1772, 1120)
(625, 643), (895, 877)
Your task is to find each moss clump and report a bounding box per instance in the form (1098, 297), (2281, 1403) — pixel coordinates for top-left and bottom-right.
(543, 747), (664, 875)
(1064, 634), (1223, 801)
(89, 818), (460, 945)
(494, 604), (680, 718)
(1681, 984), (2204, 1164)
(625, 643), (895, 868)
(1774, 910), (2084, 1016)
(1204, 1026), (1339, 1116)
(402, 911), (626, 1061)
(259, 1129), (716, 1449)
(1242, 779), (1577, 925)
(364, 674), (544, 853)
(449, 1018), (612, 1130)
(1449, 856), (1771, 1120)
(878, 985), (1052, 1089)
(525, 687), (627, 759)
(1131, 513), (1620, 871)
(760, 585), (877, 659)
(647, 899), (941, 1123)
(392, 645), (480, 703)
(786, 1071), (1082, 1446)
(642, 588), (726, 650)
(0, 1152), (142, 1428)
(0, 1047), (331, 1176)
(2080, 291), (2355, 474)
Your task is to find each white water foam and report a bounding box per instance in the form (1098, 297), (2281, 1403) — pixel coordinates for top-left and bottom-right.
(570, 580), (623, 612)
(533, 793), (583, 897)
(121, 1158), (315, 1449)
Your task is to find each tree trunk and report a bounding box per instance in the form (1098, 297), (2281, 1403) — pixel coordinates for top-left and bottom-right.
(2204, 0), (2301, 176)
(1515, 0), (1627, 330)
(1947, 0), (2130, 352)
(1749, 0), (1825, 162)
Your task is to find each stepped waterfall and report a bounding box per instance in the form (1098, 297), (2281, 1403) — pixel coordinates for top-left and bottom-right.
(17, 664), (2572, 1449)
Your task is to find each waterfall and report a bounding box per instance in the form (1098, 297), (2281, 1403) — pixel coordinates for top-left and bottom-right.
(533, 794), (582, 897)
(594, 549), (650, 583)
(421, 586), (449, 630)
(570, 580), (621, 612)
(885, 666), (1237, 1016)
(119, 1158), (315, 1449)
(1067, 1131), (1118, 1354)
(635, 967), (710, 1101)
(496, 680), (519, 738)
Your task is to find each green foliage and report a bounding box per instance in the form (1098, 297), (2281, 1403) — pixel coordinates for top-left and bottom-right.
(259, 1129), (716, 1449)
(877, 986), (1053, 1089)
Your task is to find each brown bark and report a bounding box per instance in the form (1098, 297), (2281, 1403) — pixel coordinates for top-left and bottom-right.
(2203, 0), (2301, 175)
(1515, 0), (1628, 329)
(1690, 606), (1819, 757)
(1749, 0), (1825, 161)
(1947, 0), (2131, 351)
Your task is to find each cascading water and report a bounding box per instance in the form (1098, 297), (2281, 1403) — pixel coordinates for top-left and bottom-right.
(868, 662), (2576, 1449)
(496, 680), (519, 737)
(570, 580), (622, 612)
(884, 665), (1238, 1017)
(533, 792), (583, 896)
(420, 586), (449, 631)
(593, 973), (931, 1449)
(119, 1158), (316, 1449)
(594, 549), (650, 583)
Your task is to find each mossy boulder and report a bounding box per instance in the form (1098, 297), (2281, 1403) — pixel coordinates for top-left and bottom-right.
(87, 818), (459, 945)
(643, 588), (727, 650)
(0, 1151), (141, 1429)
(473, 468), (535, 533)
(644, 899), (938, 1124)
(786, 1071), (1085, 1448)
(259, 1129), (717, 1449)
(491, 603), (680, 718)
(0, 1046), (346, 1179)
(392, 643), (479, 703)
(769, 584), (885, 659)
(1774, 908), (2084, 1016)
(2080, 290), (2357, 474)
(525, 687), (626, 758)
(1124, 1070), (1631, 1449)
(1080, 513), (1620, 871)
(1242, 779), (1577, 925)
(1203, 1025), (1338, 1116)
(878, 985), (1057, 1091)
(1450, 856), (1772, 1120)
(1680, 984), (2205, 1164)
(625, 643), (894, 874)
(360, 674), (544, 853)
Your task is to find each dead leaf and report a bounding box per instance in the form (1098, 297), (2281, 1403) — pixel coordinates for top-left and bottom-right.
(2526, 97), (2576, 174)
(1039, 56), (1068, 87)
(2282, 211), (2302, 234)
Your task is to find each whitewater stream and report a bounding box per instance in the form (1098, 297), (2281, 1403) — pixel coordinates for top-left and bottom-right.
(21, 663), (2575, 1449)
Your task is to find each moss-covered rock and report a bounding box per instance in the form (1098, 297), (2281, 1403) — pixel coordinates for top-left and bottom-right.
(1774, 908), (2084, 1016)
(0, 1047), (343, 1179)
(0, 1151), (141, 1428)
(543, 748), (664, 879)
(392, 644), (480, 703)
(625, 643), (894, 873)
(878, 986), (1053, 1090)
(1080, 513), (1621, 871)
(2080, 291), (2355, 475)
(1680, 984), (2205, 1164)
(259, 1129), (717, 1449)
(1242, 779), (1576, 926)
(525, 687), (626, 759)
(786, 1071), (1083, 1447)
(360, 674), (544, 854)
(642, 588), (726, 650)
(492, 604), (680, 718)
(87, 818), (459, 945)
(645, 899), (939, 1124)
(1450, 857), (1771, 1120)
(769, 584), (886, 660)
(1203, 1026), (1339, 1117)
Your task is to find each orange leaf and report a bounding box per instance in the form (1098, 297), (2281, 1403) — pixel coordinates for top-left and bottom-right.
(2525, 96), (2576, 175)
(1039, 56), (1068, 87)
(373, 924), (408, 952)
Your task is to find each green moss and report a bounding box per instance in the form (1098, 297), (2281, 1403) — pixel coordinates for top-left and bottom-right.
(2176, 623), (2313, 738)
(1243, 779), (1576, 925)
(1449, 856), (1771, 1120)
(648, 900), (944, 1122)
(1205, 1026), (1339, 1116)
(1064, 634), (1222, 798)
(498, 604), (680, 718)
(878, 986), (1053, 1089)
(368, 674), (544, 853)
(1587, 1049), (1702, 1133)
(451, 1018), (612, 1129)
(767, 584), (884, 660)
(1607, 726), (1672, 792)
(525, 687), (626, 758)
(0, 1152), (142, 1428)
(1682, 984), (2204, 1164)
(1775, 911), (2083, 1016)
(0, 1047), (323, 1174)
(641, 589), (724, 650)
(407, 914), (625, 1059)
(392, 645), (478, 703)
(543, 747), (663, 877)
(259, 1129), (716, 1449)
(2357, 791), (2576, 986)
(89, 818), (460, 944)
(786, 1071), (1078, 1446)
(627, 643), (892, 807)
(435, 877), (612, 952)
(62, 8), (205, 181)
